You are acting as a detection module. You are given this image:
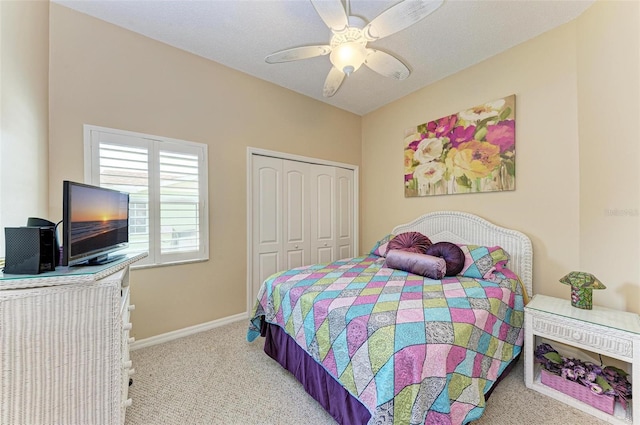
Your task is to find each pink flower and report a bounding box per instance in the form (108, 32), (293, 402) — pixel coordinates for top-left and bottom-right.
(589, 383), (604, 395)
(449, 125), (476, 148)
(486, 120), (515, 153)
(427, 115), (458, 137)
(561, 368), (576, 380)
(408, 140), (421, 151)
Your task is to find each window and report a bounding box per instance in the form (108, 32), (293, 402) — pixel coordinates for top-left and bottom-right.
(84, 125), (208, 267)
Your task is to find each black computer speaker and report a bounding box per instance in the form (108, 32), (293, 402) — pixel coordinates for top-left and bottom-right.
(4, 227), (56, 274)
(26, 217), (60, 267)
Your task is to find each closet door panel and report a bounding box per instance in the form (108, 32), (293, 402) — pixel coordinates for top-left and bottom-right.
(283, 161), (310, 269)
(336, 167), (354, 260)
(315, 174), (334, 240)
(252, 156), (283, 297)
(310, 166), (335, 264)
(257, 252), (279, 289)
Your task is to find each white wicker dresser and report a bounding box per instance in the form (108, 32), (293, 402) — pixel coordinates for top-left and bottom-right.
(0, 253), (146, 425)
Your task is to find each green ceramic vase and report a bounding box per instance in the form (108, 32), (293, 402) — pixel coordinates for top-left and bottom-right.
(571, 286), (593, 310)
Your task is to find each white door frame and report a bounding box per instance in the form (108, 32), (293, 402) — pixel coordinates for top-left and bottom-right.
(246, 147), (359, 314)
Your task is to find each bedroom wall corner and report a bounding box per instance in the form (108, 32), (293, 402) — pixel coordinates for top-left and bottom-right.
(0, 0), (50, 256)
(360, 21), (582, 300)
(47, 3), (361, 340)
(576, 0), (640, 314)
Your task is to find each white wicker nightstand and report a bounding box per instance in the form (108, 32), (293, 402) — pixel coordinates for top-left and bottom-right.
(0, 253), (146, 425)
(524, 294), (640, 424)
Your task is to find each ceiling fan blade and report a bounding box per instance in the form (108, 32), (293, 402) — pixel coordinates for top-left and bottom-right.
(310, 0), (349, 32)
(363, 0), (444, 41)
(323, 66), (346, 97)
(364, 49), (410, 80)
(265, 45), (332, 64)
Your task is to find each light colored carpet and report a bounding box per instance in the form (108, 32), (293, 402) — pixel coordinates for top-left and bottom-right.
(125, 319), (608, 425)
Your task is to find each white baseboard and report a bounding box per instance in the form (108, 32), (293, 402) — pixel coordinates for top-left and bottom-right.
(130, 312), (248, 350)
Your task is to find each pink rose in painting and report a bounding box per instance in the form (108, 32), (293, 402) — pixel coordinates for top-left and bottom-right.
(427, 115), (457, 137)
(448, 125), (476, 148)
(408, 139), (421, 151)
(486, 120), (515, 153)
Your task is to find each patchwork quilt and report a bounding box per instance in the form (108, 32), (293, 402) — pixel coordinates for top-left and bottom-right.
(247, 255), (525, 425)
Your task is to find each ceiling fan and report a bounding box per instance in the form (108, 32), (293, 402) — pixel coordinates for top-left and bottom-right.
(265, 0), (444, 97)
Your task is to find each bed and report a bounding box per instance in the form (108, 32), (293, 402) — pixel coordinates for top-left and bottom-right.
(247, 211), (533, 425)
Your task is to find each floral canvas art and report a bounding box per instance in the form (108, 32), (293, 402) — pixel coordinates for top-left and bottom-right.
(404, 95), (516, 197)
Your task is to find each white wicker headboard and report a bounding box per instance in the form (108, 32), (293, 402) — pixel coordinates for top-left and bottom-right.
(391, 211), (533, 297)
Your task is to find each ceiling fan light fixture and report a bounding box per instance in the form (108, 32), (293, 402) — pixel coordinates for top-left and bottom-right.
(330, 41), (367, 76)
(266, 0), (444, 96)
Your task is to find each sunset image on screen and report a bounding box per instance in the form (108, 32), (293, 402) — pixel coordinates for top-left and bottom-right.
(71, 185), (128, 222)
(69, 185), (128, 251)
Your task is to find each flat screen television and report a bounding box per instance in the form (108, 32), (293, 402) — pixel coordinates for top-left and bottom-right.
(62, 180), (130, 266)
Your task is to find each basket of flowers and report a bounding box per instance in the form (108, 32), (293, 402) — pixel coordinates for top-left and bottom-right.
(535, 343), (632, 414)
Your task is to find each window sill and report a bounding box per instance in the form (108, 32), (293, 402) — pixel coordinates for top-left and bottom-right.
(130, 257), (209, 271)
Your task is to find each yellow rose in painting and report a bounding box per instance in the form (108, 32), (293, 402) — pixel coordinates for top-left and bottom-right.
(404, 149), (417, 174)
(445, 140), (500, 180)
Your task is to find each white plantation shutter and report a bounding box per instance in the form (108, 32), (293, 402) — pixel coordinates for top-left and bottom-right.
(159, 150), (200, 255)
(98, 142), (150, 255)
(85, 126), (208, 266)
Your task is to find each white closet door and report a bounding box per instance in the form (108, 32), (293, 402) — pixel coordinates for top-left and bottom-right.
(251, 156), (283, 299)
(282, 160), (311, 269)
(335, 167), (354, 260)
(249, 152), (357, 310)
(310, 165), (335, 264)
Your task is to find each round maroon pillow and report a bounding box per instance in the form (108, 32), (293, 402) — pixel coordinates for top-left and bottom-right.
(425, 242), (465, 276)
(385, 232), (432, 255)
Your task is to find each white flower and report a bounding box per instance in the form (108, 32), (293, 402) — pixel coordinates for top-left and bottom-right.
(414, 162), (445, 185)
(459, 99), (506, 122)
(414, 137), (444, 164)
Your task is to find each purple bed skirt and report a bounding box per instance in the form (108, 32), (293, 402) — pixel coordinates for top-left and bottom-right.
(260, 320), (519, 425)
(261, 320), (371, 424)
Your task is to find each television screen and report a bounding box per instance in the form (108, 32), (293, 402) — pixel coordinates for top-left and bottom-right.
(62, 181), (129, 266)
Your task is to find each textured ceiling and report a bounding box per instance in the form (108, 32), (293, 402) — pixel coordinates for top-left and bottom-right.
(53, 0), (595, 116)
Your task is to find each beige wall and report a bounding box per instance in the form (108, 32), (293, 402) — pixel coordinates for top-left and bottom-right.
(0, 0), (50, 255)
(576, 1), (640, 313)
(13, 0), (639, 341)
(48, 4), (361, 339)
(361, 0), (639, 313)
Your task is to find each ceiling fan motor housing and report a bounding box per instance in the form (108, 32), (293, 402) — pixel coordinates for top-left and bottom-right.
(330, 27), (368, 75)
